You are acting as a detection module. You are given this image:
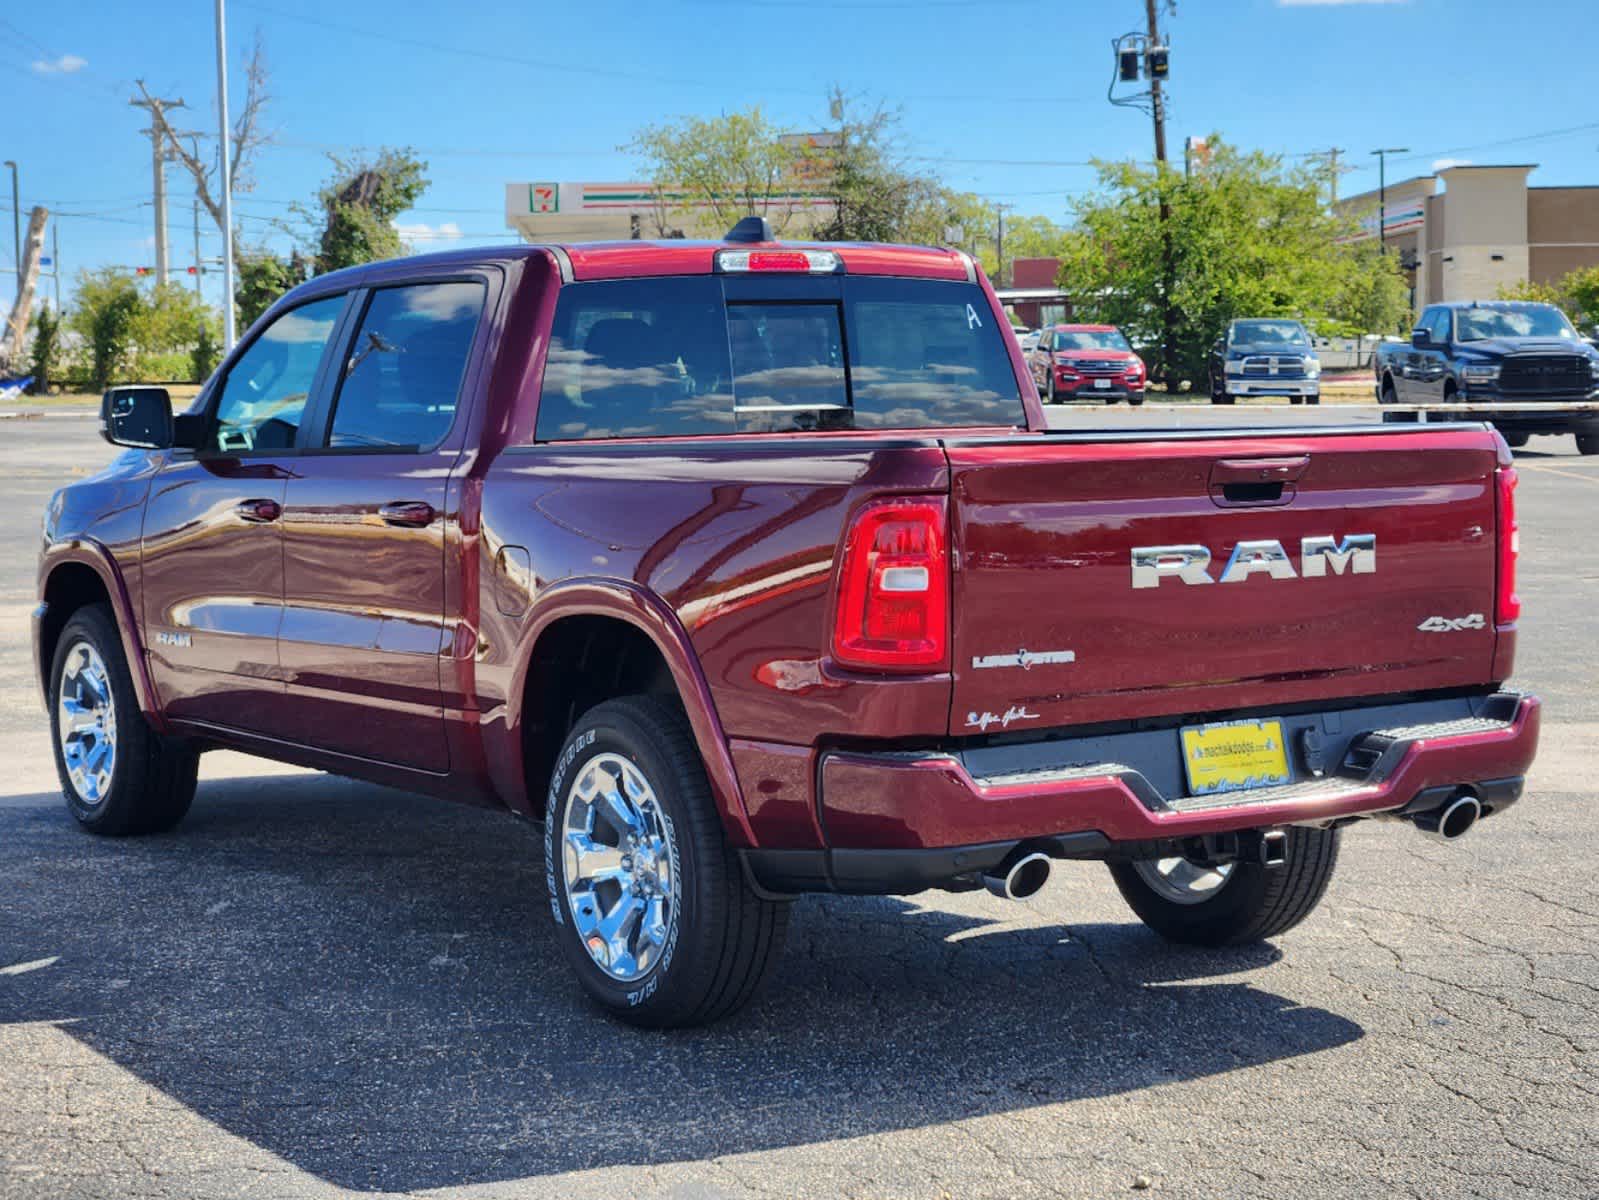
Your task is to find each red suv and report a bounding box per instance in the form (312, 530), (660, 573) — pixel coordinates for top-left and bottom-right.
(1029, 324), (1146, 405)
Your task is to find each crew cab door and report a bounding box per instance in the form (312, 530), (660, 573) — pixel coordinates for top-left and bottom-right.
(142, 292), (351, 735)
(275, 276), (493, 773)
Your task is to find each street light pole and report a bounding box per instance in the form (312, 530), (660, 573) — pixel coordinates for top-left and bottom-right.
(3, 161), (18, 292)
(1370, 147), (1409, 255)
(214, 0), (237, 348)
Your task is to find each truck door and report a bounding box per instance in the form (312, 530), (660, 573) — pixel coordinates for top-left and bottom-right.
(275, 276), (492, 773)
(141, 292), (351, 736)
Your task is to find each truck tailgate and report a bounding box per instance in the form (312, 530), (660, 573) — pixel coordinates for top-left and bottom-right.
(945, 428), (1503, 736)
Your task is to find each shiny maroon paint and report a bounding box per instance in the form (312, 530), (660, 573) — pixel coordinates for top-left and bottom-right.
(34, 238), (1532, 872)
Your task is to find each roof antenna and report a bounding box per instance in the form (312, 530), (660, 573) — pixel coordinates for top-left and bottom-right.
(724, 215), (774, 244)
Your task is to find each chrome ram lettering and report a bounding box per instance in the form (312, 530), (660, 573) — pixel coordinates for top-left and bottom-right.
(1132, 534), (1376, 588)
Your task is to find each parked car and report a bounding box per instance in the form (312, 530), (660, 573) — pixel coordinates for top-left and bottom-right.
(1208, 319), (1322, 404)
(1012, 327), (1040, 353)
(1373, 301), (1599, 453)
(38, 228), (1539, 1028)
(1027, 323), (1146, 404)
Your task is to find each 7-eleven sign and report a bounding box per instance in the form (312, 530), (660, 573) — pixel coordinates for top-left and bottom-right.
(530, 184), (559, 214)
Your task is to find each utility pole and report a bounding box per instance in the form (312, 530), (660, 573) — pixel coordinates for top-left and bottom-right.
(130, 93), (188, 286)
(1145, 0), (1176, 388)
(3, 161), (17, 295)
(51, 220), (60, 311)
(191, 196), (203, 299)
(1315, 147), (1347, 206)
(1370, 147), (1409, 255)
(215, 0), (238, 349)
(995, 204), (1010, 288)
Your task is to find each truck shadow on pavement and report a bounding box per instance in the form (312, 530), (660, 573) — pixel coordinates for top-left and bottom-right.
(0, 771), (1364, 1192)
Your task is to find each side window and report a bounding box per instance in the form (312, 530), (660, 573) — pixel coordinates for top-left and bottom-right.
(1416, 308), (1439, 340)
(326, 281), (485, 451)
(211, 294), (345, 453)
(1431, 309), (1452, 345)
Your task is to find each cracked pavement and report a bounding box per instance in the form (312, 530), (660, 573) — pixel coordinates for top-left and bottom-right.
(1, 410), (1594, 1199)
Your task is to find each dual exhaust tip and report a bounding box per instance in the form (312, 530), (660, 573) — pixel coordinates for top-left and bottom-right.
(982, 850), (1053, 901)
(1411, 792), (1482, 842)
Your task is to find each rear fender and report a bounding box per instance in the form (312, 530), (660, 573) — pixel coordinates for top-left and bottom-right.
(501, 578), (755, 846)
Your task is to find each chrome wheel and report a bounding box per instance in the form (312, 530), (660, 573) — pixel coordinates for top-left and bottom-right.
(559, 752), (678, 983)
(1132, 856), (1235, 906)
(57, 640), (117, 806)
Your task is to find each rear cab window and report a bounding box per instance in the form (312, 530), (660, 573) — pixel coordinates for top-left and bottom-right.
(532, 274), (1024, 441)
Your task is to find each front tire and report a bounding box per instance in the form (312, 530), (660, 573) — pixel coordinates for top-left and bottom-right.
(49, 605), (197, 836)
(1107, 827), (1340, 946)
(544, 696), (789, 1027)
(1577, 432), (1599, 455)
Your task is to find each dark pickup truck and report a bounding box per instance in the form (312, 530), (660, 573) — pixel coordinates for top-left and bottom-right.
(1375, 300), (1599, 452)
(37, 229), (1540, 1027)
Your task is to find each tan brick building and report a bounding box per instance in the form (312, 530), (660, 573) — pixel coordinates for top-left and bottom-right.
(1338, 164), (1599, 311)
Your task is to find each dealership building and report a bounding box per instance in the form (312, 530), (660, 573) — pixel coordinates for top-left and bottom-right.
(1337, 164), (1599, 309)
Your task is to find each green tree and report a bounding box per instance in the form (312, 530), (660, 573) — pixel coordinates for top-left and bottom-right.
(69, 270), (144, 389)
(628, 108), (808, 238)
(1057, 140), (1408, 385)
(27, 305), (61, 394)
(806, 93), (952, 246)
(305, 149), (429, 274)
(236, 250), (309, 329)
(191, 317), (222, 382)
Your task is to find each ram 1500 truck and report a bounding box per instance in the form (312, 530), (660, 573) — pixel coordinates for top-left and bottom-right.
(1374, 300), (1599, 453)
(37, 226), (1540, 1027)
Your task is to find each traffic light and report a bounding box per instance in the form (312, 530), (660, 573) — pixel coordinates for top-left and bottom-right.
(186, 265), (200, 275)
(1118, 47), (1141, 82)
(135, 266), (151, 276)
(1146, 44), (1169, 79)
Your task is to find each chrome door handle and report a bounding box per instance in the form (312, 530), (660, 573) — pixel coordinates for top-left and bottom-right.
(234, 498), (282, 523)
(378, 501), (435, 528)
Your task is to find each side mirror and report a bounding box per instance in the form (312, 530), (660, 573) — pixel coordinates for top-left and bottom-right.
(1410, 327), (1432, 348)
(101, 386), (174, 449)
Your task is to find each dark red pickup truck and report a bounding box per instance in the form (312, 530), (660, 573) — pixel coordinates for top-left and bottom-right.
(36, 228), (1540, 1026)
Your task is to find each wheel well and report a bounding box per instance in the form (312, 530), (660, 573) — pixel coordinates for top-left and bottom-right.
(39, 563), (112, 689)
(521, 615), (680, 816)
(1443, 379), (1458, 397)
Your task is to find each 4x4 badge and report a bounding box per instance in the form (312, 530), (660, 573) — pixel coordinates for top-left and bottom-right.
(1417, 613), (1485, 633)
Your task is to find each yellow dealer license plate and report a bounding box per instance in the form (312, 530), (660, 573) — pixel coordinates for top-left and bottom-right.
(1180, 719), (1292, 797)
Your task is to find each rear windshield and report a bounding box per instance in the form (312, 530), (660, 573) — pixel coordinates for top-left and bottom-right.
(533, 275), (1024, 440)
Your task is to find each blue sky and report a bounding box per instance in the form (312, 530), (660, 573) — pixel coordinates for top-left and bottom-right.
(5, 0), (1598, 308)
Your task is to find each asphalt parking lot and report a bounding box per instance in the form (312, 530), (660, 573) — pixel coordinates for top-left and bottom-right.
(1, 406), (1594, 1200)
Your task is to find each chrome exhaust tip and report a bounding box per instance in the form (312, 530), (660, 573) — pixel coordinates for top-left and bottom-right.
(982, 851), (1052, 901)
(1412, 793), (1482, 842)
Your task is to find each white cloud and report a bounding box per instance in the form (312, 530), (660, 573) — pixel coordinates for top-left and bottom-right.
(394, 220), (464, 250)
(32, 54), (87, 75)
(1432, 157), (1473, 172)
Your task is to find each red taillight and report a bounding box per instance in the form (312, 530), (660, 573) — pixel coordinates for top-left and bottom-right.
(1496, 466), (1520, 625)
(832, 497), (949, 671)
(715, 248), (843, 273)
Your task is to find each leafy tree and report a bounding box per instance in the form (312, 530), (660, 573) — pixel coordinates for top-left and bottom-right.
(27, 305), (61, 394)
(628, 108), (809, 238)
(69, 271), (144, 389)
(1500, 265), (1599, 330)
(236, 249), (309, 330)
(1057, 140), (1408, 385)
(191, 318), (222, 382)
(303, 149), (429, 274)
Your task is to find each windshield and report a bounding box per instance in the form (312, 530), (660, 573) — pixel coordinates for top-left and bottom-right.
(1055, 329), (1130, 351)
(533, 275), (1025, 440)
(1455, 305), (1576, 342)
(1230, 321), (1308, 346)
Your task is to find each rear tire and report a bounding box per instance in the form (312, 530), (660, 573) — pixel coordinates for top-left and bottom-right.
(1108, 827), (1340, 946)
(1501, 431), (1529, 448)
(544, 695), (789, 1027)
(1577, 433), (1599, 455)
(49, 604), (197, 836)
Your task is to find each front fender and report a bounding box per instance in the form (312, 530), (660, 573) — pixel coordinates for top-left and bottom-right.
(497, 578), (756, 846)
(36, 539), (166, 730)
